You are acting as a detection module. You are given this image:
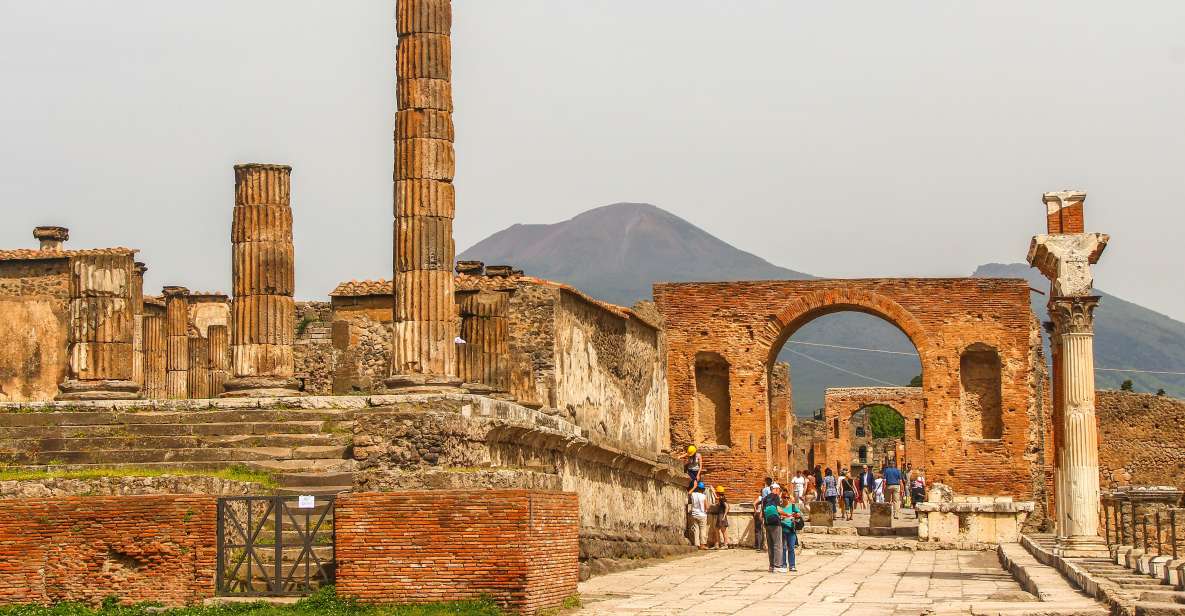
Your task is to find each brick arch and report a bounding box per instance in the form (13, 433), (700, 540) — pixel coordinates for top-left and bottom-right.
(759, 288), (932, 368)
(822, 388), (926, 476)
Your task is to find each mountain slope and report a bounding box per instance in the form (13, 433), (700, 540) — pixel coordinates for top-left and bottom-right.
(461, 203), (1184, 412)
(460, 203), (812, 306)
(973, 263), (1185, 398)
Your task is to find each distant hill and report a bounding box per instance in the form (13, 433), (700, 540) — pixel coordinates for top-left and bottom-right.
(461, 203), (1184, 412)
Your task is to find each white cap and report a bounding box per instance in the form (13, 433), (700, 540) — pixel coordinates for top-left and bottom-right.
(770, 483), (781, 490)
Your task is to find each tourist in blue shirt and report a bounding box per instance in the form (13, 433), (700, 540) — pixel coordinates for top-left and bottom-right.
(883, 463), (903, 518)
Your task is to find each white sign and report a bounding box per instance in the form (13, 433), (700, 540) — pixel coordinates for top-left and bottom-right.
(298, 495), (315, 509)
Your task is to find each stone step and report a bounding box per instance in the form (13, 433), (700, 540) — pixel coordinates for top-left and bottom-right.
(246, 459), (356, 474)
(290, 445), (350, 460)
(0, 421), (349, 439)
(276, 472), (354, 488)
(1135, 602), (1185, 615)
(0, 447), (301, 465)
(1122, 584), (1174, 592)
(0, 434), (346, 452)
(0, 409), (355, 427)
(1112, 575), (1167, 585)
(274, 486), (352, 497)
(1142, 592), (1185, 605)
(0, 459), (354, 478)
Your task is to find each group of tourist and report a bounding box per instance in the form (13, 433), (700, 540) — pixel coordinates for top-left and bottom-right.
(680, 445), (930, 566)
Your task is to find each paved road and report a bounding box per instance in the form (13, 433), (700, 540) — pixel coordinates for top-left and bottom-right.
(577, 547), (1101, 615)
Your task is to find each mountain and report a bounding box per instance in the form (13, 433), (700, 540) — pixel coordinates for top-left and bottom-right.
(459, 203), (811, 306)
(460, 203), (1184, 412)
(973, 263), (1185, 398)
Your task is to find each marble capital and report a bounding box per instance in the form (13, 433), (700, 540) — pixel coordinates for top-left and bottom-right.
(1027, 233), (1109, 297)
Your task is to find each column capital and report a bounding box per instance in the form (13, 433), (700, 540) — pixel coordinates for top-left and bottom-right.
(1027, 233), (1109, 296)
(162, 286), (190, 299)
(1049, 296), (1099, 337)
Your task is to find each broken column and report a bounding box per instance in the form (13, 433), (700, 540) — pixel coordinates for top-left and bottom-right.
(187, 334), (210, 399)
(1027, 189), (1110, 557)
(456, 290), (510, 393)
(142, 313), (166, 399)
(33, 226), (68, 251)
(386, 0), (462, 391)
(163, 286), (190, 400)
(208, 324), (230, 397)
(131, 262), (147, 389)
(223, 164), (300, 398)
(57, 249), (141, 401)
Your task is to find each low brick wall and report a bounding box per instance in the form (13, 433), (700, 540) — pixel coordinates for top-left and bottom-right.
(0, 494), (216, 606)
(335, 490), (579, 615)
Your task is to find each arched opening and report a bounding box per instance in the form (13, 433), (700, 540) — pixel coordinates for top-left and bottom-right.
(850, 404), (906, 470)
(694, 351), (731, 446)
(858, 445), (868, 464)
(960, 343), (1003, 440)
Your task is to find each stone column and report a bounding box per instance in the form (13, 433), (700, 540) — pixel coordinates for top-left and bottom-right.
(142, 313), (166, 399)
(57, 253), (141, 400)
(208, 324), (230, 397)
(33, 226), (68, 251)
(188, 334), (210, 399)
(163, 286), (190, 400)
(223, 163), (300, 398)
(386, 0), (462, 392)
(1028, 189), (1110, 557)
(456, 290), (509, 393)
(131, 262), (147, 389)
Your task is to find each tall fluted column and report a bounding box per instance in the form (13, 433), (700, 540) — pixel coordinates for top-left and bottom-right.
(142, 313), (166, 399)
(223, 163), (300, 398)
(456, 290), (509, 393)
(1050, 297), (1103, 553)
(131, 262), (147, 389)
(188, 334), (210, 399)
(386, 0), (462, 391)
(163, 286), (190, 400)
(1028, 189), (1110, 557)
(208, 325), (230, 397)
(57, 253), (141, 400)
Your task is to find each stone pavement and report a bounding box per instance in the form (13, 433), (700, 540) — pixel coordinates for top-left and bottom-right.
(577, 547), (1106, 615)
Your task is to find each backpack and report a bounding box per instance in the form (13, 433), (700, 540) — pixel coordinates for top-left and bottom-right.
(761, 493), (781, 526)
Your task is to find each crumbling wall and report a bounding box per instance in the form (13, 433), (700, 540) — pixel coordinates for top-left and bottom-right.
(330, 296), (393, 394)
(0, 260), (70, 402)
(1097, 391), (1185, 490)
(554, 292), (666, 455)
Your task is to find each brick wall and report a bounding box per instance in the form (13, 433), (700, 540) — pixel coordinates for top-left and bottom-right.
(335, 490), (578, 615)
(0, 494), (216, 606)
(1097, 391), (1185, 490)
(655, 278), (1045, 503)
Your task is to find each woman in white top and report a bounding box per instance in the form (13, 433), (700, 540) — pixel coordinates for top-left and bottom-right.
(873, 472), (886, 504)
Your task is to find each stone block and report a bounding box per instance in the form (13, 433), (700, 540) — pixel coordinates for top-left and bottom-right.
(870, 503), (893, 528)
(808, 501), (834, 527)
(927, 512), (960, 542)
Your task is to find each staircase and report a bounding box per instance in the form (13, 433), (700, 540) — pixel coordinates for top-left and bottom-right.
(0, 408), (356, 493)
(1023, 534), (1185, 615)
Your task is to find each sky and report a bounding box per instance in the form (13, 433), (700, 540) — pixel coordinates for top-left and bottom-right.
(1, 1), (1182, 321)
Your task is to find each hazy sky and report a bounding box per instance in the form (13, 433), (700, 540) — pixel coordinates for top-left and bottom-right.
(1, 1), (1182, 321)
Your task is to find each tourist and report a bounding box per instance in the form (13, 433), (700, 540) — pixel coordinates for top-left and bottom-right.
(883, 462), (903, 518)
(860, 465), (875, 510)
(812, 465), (824, 500)
(873, 470), (886, 503)
(779, 491), (804, 572)
(840, 470), (856, 521)
(753, 477), (773, 551)
(714, 486), (730, 548)
(803, 471), (817, 503)
(911, 468), (927, 518)
(762, 483), (787, 572)
(688, 482), (708, 550)
(791, 469), (806, 501)
(683, 445), (703, 493)
(822, 467), (838, 514)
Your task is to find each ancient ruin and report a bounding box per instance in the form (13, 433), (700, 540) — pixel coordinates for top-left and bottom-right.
(1, 1), (1180, 614)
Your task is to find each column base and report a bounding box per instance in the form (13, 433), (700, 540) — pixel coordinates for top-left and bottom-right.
(56, 379), (142, 401)
(383, 373), (463, 394)
(220, 377), (303, 399)
(1056, 534), (1111, 559)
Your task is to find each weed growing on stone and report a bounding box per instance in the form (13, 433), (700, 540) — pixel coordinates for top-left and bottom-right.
(0, 464), (278, 489)
(0, 587), (506, 615)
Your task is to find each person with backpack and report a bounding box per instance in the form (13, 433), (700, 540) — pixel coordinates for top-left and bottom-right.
(779, 491), (804, 572)
(713, 486), (730, 549)
(840, 470), (856, 521)
(752, 477), (773, 551)
(762, 483), (788, 573)
(822, 467), (839, 514)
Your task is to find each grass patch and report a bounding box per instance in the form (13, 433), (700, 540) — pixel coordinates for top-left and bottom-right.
(0, 465), (278, 489)
(0, 588), (506, 616)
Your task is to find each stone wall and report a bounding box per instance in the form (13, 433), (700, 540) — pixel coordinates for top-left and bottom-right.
(0, 259), (70, 402)
(0, 475), (265, 499)
(1097, 391), (1185, 490)
(351, 394), (692, 575)
(0, 494), (215, 607)
(655, 278), (1046, 504)
(335, 490), (578, 614)
(329, 295), (393, 394)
